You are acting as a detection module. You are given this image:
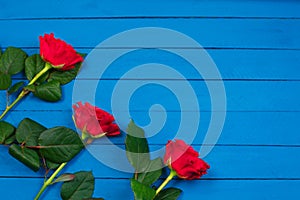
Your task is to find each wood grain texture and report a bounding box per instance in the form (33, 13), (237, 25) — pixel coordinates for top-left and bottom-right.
(1, 0), (300, 18)
(1, 145), (300, 179)
(5, 48), (300, 80)
(0, 19), (299, 49)
(1, 111), (300, 146)
(0, 178), (299, 200)
(0, 0), (299, 199)
(1, 81), (299, 112)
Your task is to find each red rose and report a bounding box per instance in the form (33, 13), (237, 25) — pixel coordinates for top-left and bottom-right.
(164, 139), (210, 180)
(39, 33), (83, 70)
(73, 102), (120, 137)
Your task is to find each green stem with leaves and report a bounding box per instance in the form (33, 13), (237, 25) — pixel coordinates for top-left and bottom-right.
(0, 63), (52, 120)
(34, 133), (93, 199)
(156, 169), (177, 194)
(34, 162), (67, 200)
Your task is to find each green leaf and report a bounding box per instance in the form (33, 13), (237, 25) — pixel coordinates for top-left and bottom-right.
(48, 61), (82, 85)
(131, 179), (156, 200)
(0, 73), (12, 90)
(9, 144), (40, 171)
(16, 118), (47, 146)
(126, 120), (150, 172)
(0, 47), (27, 75)
(45, 159), (61, 169)
(0, 121), (15, 144)
(61, 171), (95, 200)
(38, 126), (84, 163)
(8, 81), (24, 94)
(78, 52), (87, 58)
(153, 188), (182, 200)
(52, 173), (76, 184)
(25, 54), (47, 82)
(4, 134), (16, 145)
(33, 80), (62, 102)
(137, 158), (163, 186)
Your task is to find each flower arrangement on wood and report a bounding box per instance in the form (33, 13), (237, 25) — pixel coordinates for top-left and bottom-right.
(0, 33), (84, 120)
(0, 33), (210, 200)
(0, 102), (120, 199)
(125, 121), (210, 199)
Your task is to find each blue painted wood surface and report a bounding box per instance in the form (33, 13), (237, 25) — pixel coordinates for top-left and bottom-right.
(1, 0), (300, 199)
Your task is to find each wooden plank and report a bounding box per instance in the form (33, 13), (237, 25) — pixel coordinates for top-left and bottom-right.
(1, 0), (300, 18)
(2, 111), (300, 146)
(1, 80), (299, 112)
(82, 49), (300, 80)
(208, 50), (300, 80)
(6, 48), (300, 80)
(1, 145), (300, 179)
(0, 178), (299, 200)
(0, 19), (300, 49)
(0, 1), (298, 200)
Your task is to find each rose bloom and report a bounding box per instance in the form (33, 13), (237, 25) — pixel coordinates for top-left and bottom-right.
(39, 33), (83, 70)
(73, 102), (120, 137)
(164, 139), (210, 180)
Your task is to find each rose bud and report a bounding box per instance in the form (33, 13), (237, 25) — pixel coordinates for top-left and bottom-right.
(39, 33), (83, 70)
(73, 102), (120, 138)
(164, 139), (210, 180)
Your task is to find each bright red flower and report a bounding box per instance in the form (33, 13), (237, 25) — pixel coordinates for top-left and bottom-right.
(39, 33), (83, 70)
(164, 139), (210, 180)
(73, 102), (120, 137)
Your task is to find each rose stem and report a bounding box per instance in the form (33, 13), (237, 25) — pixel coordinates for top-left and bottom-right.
(0, 62), (52, 120)
(34, 135), (90, 200)
(155, 169), (177, 194)
(34, 162), (67, 200)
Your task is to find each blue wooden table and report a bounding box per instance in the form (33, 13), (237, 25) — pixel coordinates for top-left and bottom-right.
(1, 0), (300, 199)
